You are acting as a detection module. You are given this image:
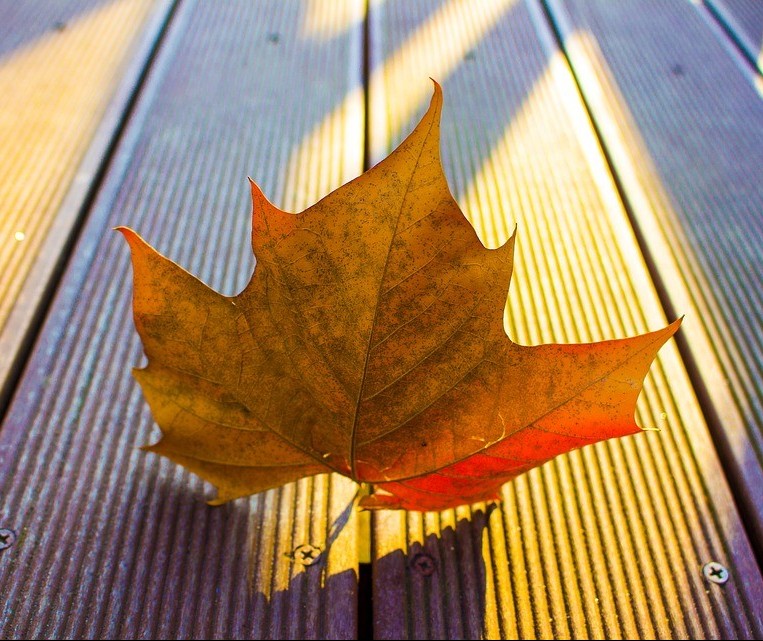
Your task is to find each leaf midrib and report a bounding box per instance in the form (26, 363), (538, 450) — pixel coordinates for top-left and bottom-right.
(349, 117), (435, 480)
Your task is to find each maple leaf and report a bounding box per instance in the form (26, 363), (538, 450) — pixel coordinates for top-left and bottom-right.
(119, 82), (680, 511)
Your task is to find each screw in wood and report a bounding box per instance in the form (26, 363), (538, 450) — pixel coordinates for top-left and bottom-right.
(703, 561), (729, 584)
(0, 529), (16, 550)
(411, 552), (436, 576)
(291, 544), (322, 566)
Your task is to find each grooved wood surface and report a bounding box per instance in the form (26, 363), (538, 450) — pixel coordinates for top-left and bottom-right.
(369, 0), (763, 638)
(0, 1), (363, 638)
(0, 0), (166, 400)
(704, 0), (763, 73)
(1, 1), (762, 639)
(546, 0), (763, 553)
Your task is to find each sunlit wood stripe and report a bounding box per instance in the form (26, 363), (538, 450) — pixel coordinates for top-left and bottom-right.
(0, 1), (363, 638)
(546, 0), (763, 557)
(0, 1), (166, 396)
(369, 0), (763, 638)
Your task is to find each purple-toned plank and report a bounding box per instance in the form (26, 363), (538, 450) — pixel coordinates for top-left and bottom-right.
(546, 0), (763, 554)
(0, 1), (364, 638)
(369, 0), (763, 638)
(703, 0), (763, 73)
(0, 0), (171, 409)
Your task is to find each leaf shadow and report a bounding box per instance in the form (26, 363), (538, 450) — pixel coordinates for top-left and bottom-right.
(245, 500), (498, 640)
(373, 504), (498, 640)
(275, 484), (360, 571)
(248, 567), (358, 640)
(242, 479), (362, 640)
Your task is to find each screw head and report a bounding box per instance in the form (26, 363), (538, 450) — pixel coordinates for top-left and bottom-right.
(411, 552), (436, 576)
(703, 561), (729, 585)
(291, 544), (322, 566)
(0, 529), (16, 550)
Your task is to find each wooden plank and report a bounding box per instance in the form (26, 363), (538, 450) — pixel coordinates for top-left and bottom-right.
(0, 0), (172, 408)
(368, 0), (763, 638)
(0, 1), (364, 638)
(703, 0), (763, 74)
(546, 0), (763, 553)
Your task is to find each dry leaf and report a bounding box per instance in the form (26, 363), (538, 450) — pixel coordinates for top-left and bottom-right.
(119, 82), (680, 511)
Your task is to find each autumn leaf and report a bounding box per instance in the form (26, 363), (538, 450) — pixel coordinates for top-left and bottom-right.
(119, 81), (680, 511)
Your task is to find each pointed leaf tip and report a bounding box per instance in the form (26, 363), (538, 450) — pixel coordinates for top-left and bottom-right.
(427, 78), (443, 117)
(248, 176), (266, 202)
(116, 226), (150, 254)
(249, 177), (293, 244)
(498, 224), (518, 252)
(667, 315), (683, 335)
(114, 225), (135, 241)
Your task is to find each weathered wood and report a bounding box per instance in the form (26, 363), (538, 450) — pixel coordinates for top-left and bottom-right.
(0, 1), (363, 638)
(704, 0), (763, 73)
(546, 0), (763, 555)
(1, 1), (763, 639)
(0, 0), (171, 408)
(369, 0), (763, 638)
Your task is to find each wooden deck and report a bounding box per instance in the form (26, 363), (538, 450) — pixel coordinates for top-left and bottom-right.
(0, 1), (761, 639)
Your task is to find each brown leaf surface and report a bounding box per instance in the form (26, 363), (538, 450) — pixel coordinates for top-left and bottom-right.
(120, 82), (680, 510)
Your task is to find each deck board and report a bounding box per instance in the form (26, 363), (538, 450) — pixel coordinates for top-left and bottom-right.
(545, 0), (763, 553)
(368, 0), (763, 638)
(1, 1), (762, 638)
(0, 0), (171, 408)
(0, 1), (364, 638)
(704, 0), (763, 73)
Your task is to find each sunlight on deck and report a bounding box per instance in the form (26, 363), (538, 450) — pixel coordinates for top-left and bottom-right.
(560, 29), (758, 486)
(248, 475), (358, 597)
(231, 4), (753, 632)
(457, 56), (580, 249)
(284, 0), (518, 212)
(368, 0), (518, 160)
(300, 0), (366, 41)
(0, 0), (154, 330)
